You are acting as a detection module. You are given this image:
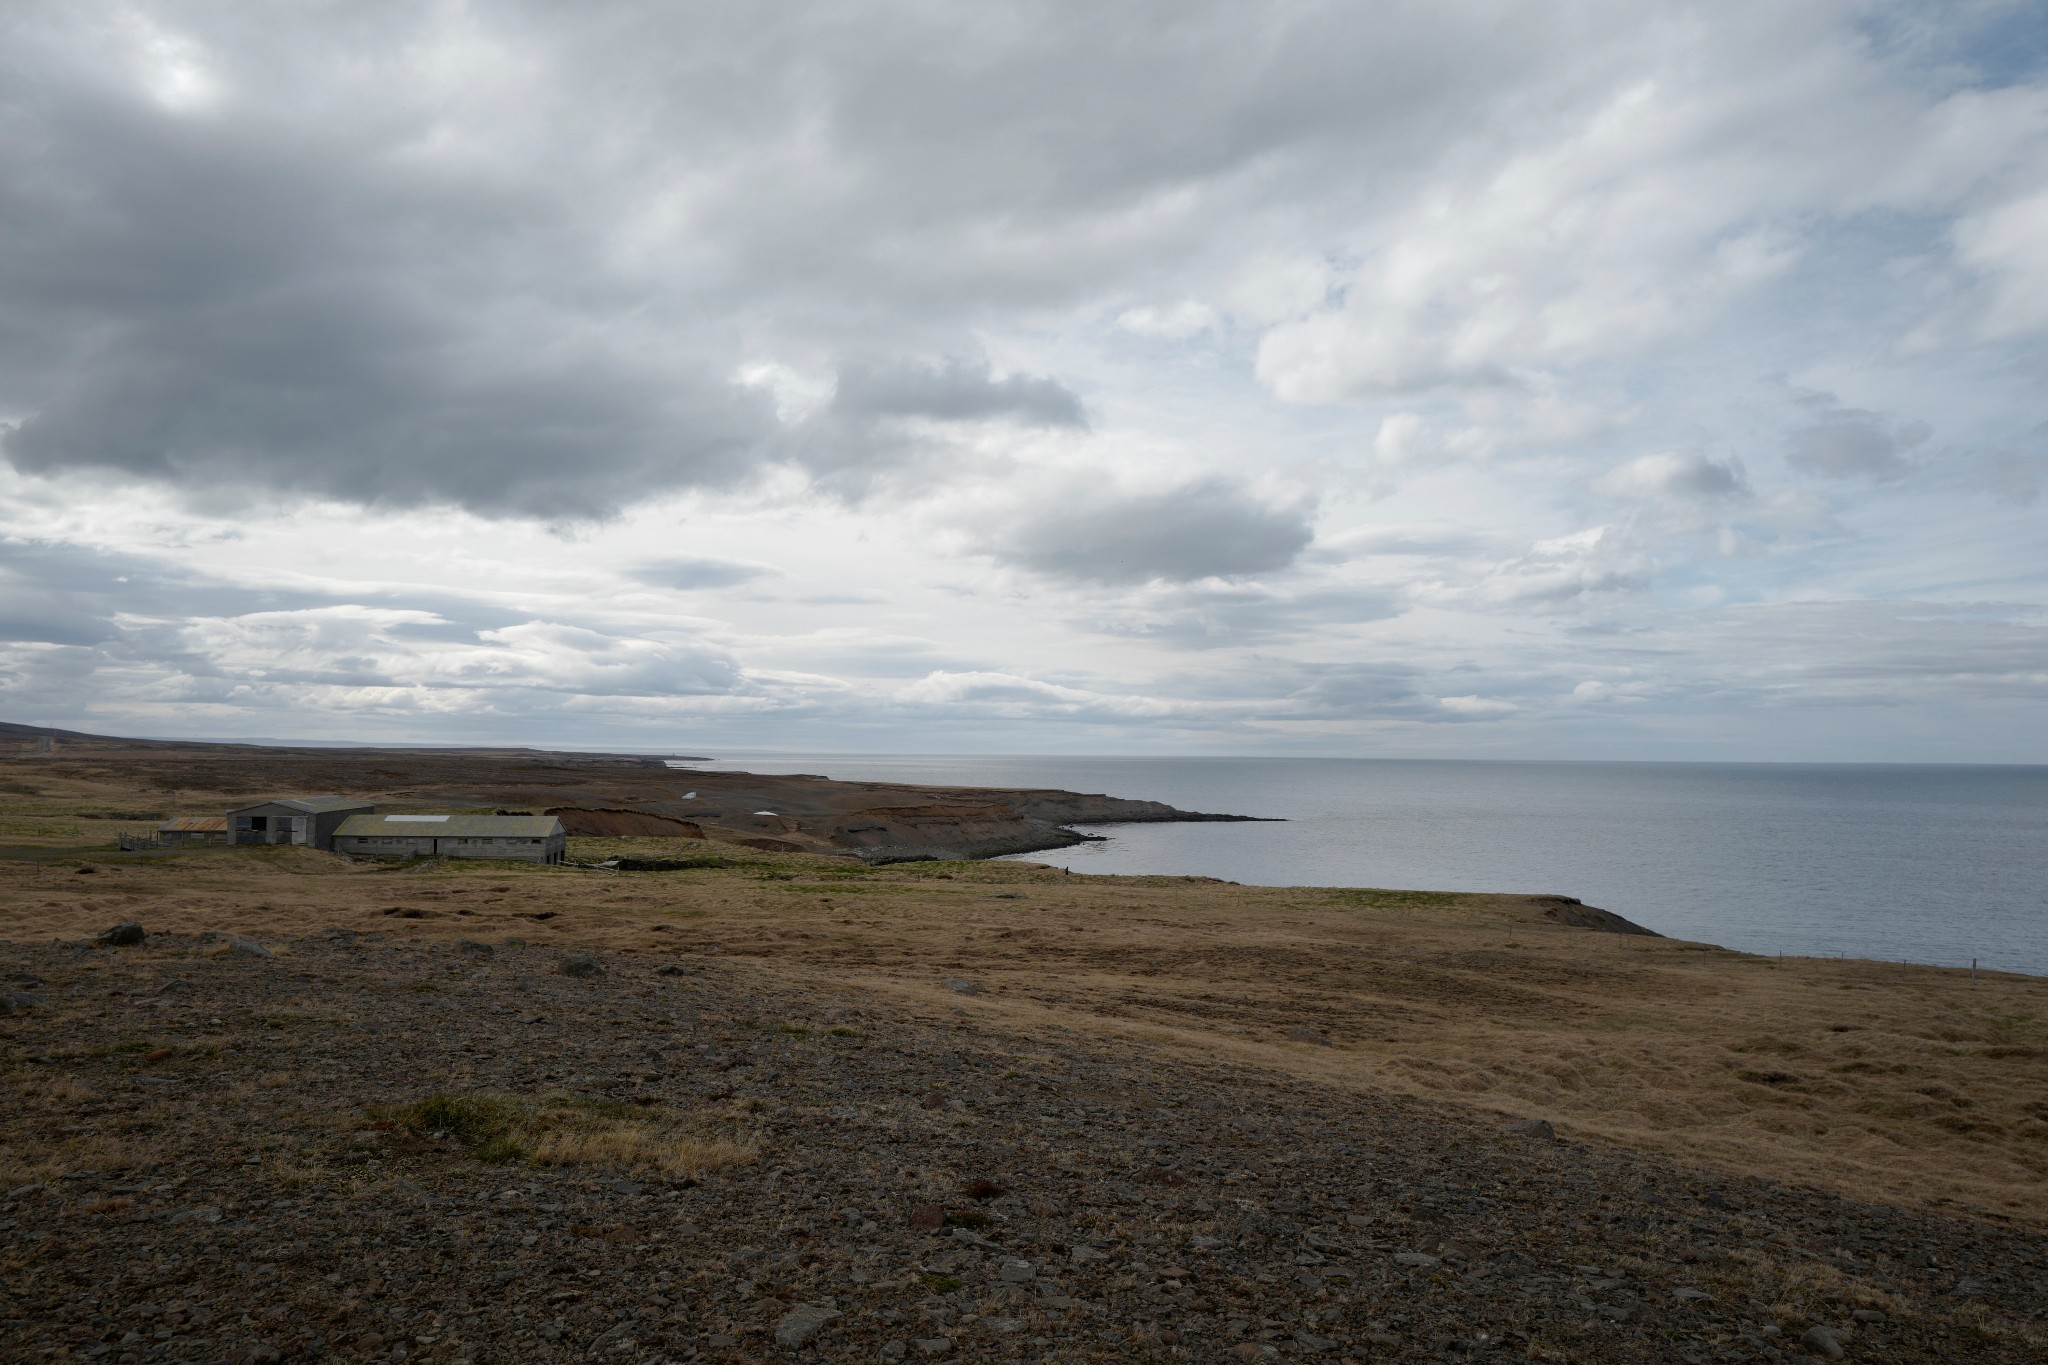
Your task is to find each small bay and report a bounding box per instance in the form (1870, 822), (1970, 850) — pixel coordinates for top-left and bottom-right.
(683, 754), (2048, 976)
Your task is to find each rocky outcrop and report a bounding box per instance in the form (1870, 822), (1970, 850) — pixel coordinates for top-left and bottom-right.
(1534, 895), (1661, 936)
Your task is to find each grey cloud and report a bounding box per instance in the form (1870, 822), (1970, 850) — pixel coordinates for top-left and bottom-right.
(0, 2), (1626, 517)
(1966, 438), (2047, 506)
(1785, 395), (1928, 483)
(630, 558), (778, 591)
(832, 358), (1085, 428)
(993, 479), (1315, 585)
(776, 356), (1087, 501)
(1267, 662), (1522, 724)
(1313, 525), (1493, 560)
(0, 47), (779, 519)
(0, 536), (328, 644)
(1080, 582), (1401, 649)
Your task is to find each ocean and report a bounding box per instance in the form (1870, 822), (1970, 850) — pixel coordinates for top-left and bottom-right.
(673, 755), (2048, 977)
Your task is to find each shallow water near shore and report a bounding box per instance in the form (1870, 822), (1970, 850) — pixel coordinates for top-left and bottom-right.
(679, 754), (2048, 976)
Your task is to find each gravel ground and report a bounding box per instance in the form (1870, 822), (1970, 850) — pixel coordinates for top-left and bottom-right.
(3, 930), (2044, 1364)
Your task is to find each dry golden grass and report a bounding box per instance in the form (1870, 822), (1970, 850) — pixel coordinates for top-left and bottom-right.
(374, 1090), (758, 1179)
(8, 782), (2047, 1228)
(522, 1127), (757, 1177)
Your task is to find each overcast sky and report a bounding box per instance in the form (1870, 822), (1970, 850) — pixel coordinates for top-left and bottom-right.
(3, 1), (2046, 760)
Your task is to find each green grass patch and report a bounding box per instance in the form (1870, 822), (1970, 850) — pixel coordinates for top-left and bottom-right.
(921, 1273), (963, 1293)
(385, 1093), (524, 1160)
(368, 1090), (760, 1177)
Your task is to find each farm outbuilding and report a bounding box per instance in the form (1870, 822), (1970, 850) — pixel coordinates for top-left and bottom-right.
(157, 815), (229, 847)
(332, 813), (567, 864)
(226, 796), (374, 850)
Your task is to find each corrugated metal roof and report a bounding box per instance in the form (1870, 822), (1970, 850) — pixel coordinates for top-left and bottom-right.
(158, 815), (228, 832)
(227, 795), (373, 815)
(335, 814), (563, 838)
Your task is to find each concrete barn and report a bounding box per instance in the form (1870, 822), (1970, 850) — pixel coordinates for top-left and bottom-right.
(226, 796), (374, 850)
(156, 815), (230, 847)
(332, 814), (567, 864)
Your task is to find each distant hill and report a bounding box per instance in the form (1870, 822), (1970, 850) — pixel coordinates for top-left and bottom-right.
(0, 720), (189, 747)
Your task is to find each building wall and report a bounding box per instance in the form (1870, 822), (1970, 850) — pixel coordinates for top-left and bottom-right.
(308, 807), (372, 850)
(335, 834), (561, 864)
(229, 803), (371, 849)
(230, 807), (301, 846)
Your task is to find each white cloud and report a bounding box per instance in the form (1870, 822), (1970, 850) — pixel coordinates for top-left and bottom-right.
(1116, 301), (1218, 340)
(1598, 451), (1750, 502)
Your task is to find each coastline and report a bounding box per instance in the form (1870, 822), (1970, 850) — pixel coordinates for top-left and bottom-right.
(0, 725), (1263, 864)
(5, 721), (2047, 1357)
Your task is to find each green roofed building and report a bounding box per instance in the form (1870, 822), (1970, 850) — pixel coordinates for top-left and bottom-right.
(332, 813), (566, 864)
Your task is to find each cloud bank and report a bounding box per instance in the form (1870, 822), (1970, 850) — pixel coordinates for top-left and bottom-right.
(0, 1), (2044, 759)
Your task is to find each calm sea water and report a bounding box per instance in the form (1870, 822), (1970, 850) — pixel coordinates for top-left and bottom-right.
(675, 755), (2048, 977)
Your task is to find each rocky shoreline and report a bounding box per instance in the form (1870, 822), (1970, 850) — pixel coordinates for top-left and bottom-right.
(4, 929), (2043, 1364)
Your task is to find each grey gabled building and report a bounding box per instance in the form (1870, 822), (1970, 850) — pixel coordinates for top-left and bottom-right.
(332, 813), (567, 864)
(225, 795), (375, 850)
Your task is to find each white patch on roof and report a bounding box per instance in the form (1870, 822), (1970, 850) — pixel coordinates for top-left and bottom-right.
(752, 810), (779, 816)
(386, 814), (450, 822)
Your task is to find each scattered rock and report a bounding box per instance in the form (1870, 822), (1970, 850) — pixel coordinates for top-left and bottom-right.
(157, 979), (193, 996)
(939, 977), (983, 996)
(1284, 1026), (1335, 1047)
(229, 938), (274, 959)
(1799, 1324), (1845, 1359)
(1507, 1118), (1557, 1140)
(1850, 1308), (1886, 1323)
(556, 953), (603, 978)
(0, 931), (2031, 1365)
(0, 991), (44, 1017)
(456, 939), (494, 956)
(235, 1345), (283, 1364)
(775, 1302), (841, 1347)
(95, 921), (146, 947)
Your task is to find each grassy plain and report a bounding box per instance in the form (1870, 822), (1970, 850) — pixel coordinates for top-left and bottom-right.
(7, 826), (2045, 1230)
